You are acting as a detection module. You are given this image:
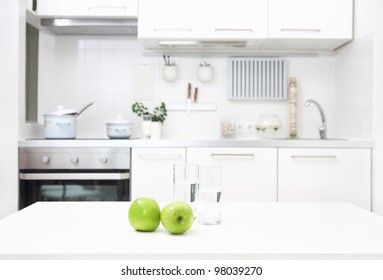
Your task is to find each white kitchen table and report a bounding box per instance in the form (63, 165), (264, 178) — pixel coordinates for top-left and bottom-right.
(1, 202), (383, 260)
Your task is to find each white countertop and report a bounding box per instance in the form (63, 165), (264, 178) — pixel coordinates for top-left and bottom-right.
(18, 138), (374, 148)
(1, 202), (383, 260)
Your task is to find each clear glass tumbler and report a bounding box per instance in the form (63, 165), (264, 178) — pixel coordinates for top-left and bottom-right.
(141, 115), (151, 139)
(173, 164), (199, 218)
(197, 165), (223, 225)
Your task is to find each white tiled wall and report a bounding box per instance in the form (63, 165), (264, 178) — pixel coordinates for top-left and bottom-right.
(37, 33), (341, 139)
(0, 0), (22, 219)
(335, 33), (374, 139)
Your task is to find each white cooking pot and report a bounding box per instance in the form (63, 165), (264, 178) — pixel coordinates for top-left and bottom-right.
(106, 116), (133, 138)
(43, 114), (77, 139)
(106, 116), (133, 139)
(43, 103), (94, 139)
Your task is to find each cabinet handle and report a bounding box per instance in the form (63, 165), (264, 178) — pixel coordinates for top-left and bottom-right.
(280, 28), (321, 33)
(214, 28), (254, 33)
(87, 6), (128, 11)
(210, 153), (255, 158)
(290, 155), (337, 160)
(153, 28), (192, 32)
(20, 172), (129, 180)
(137, 154), (183, 161)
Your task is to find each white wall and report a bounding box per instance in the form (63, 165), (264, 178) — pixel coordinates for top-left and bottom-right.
(334, 0), (383, 216)
(367, 0), (383, 216)
(37, 33), (339, 140)
(0, 0), (23, 219)
(335, 33), (374, 139)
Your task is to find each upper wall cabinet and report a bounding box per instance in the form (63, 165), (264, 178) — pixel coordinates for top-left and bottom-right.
(139, 0), (353, 52)
(263, 0), (353, 50)
(202, 0), (268, 40)
(138, 0), (268, 49)
(36, 0), (138, 18)
(138, 0), (203, 39)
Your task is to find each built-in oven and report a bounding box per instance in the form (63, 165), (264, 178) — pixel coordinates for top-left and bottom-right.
(18, 147), (130, 210)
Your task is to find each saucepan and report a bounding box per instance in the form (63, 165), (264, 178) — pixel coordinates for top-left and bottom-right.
(106, 115), (133, 139)
(43, 101), (94, 139)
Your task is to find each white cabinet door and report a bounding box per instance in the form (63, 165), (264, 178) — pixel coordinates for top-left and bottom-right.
(131, 148), (186, 201)
(203, 0), (267, 42)
(37, 0), (138, 18)
(265, 0), (353, 50)
(138, 0), (202, 39)
(187, 148), (277, 202)
(278, 148), (371, 210)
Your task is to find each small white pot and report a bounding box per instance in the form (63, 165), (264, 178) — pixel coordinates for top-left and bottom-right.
(106, 116), (133, 139)
(162, 64), (179, 83)
(150, 122), (162, 139)
(43, 115), (77, 139)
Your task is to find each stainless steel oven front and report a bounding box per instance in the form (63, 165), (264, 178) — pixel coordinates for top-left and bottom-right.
(18, 147), (131, 210)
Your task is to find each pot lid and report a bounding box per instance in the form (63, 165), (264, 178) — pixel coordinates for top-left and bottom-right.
(107, 115), (133, 124)
(49, 105), (77, 116)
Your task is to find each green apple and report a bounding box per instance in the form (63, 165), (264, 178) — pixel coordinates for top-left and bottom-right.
(128, 198), (161, 232)
(161, 201), (194, 234)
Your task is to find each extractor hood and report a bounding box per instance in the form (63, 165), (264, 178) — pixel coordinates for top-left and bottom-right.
(40, 18), (138, 36)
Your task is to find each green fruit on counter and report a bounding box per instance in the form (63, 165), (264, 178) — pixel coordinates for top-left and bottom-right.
(128, 198), (161, 232)
(161, 201), (194, 234)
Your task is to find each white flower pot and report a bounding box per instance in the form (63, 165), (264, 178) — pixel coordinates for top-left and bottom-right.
(150, 122), (162, 139)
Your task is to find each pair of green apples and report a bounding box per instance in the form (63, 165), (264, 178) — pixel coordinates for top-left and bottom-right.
(128, 198), (194, 234)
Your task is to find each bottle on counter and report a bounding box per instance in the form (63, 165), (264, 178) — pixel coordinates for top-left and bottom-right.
(289, 77), (298, 138)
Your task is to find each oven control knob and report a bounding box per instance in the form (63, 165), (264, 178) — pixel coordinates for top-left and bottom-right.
(70, 156), (79, 164)
(99, 156), (108, 164)
(41, 156), (49, 164)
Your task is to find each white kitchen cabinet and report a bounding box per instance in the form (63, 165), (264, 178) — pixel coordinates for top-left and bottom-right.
(264, 0), (353, 50)
(203, 0), (267, 42)
(138, 0), (267, 48)
(278, 148), (371, 210)
(187, 147), (277, 202)
(138, 0), (202, 39)
(138, 0), (352, 51)
(131, 148), (186, 201)
(36, 0), (138, 18)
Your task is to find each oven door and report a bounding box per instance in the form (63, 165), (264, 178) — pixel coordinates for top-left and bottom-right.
(19, 170), (130, 210)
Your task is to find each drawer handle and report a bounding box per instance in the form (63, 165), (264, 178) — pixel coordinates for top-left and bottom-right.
(290, 155), (337, 160)
(210, 153), (255, 158)
(20, 172), (129, 180)
(280, 28), (321, 33)
(153, 28), (192, 32)
(87, 6), (128, 11)
(214, 28), (254, 33)
(138, 154), (183, 161)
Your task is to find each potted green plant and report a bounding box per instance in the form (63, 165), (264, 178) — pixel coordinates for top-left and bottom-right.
(132, 102), (167, 139)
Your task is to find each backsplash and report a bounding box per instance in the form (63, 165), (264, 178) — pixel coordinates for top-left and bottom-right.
(36, 32), (370, 139)
(335, 32), (374, 139)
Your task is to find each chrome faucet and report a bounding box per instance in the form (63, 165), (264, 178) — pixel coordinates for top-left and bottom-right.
(304, 99), (327, 139)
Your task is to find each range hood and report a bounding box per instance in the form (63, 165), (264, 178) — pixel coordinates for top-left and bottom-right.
(39, 18), (138, 36)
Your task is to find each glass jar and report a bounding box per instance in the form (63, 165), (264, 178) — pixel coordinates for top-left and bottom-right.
(220, 118), (236, 138)
(256, 114), (282, 139)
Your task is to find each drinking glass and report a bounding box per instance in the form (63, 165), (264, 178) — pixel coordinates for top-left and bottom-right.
(173, 164), (199, 218)
(141, 115), (151, 139)
(197, 165), (223, 225)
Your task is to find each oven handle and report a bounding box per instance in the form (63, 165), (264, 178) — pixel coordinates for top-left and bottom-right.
(19, 172), (130, 180)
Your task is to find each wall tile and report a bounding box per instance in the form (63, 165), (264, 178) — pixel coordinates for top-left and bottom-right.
(335, 32), (374, 138)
